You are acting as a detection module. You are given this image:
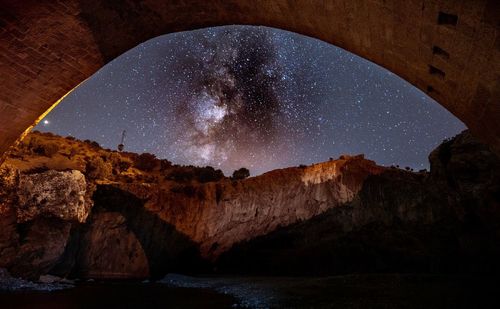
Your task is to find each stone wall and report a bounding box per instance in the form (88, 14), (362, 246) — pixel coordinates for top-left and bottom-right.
(0, 0), (499, 156)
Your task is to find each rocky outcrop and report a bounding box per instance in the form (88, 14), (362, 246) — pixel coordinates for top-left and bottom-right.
(75, 211), (149, 279)
(0, 130), (499, 280)
(0, 169), (94, 280)
(0, 207), (20, 271)
(0, 140), (384, 279)
(115, 155), (383, 257)
(17, 170), (93, 223)
(8, 218), (72, 280)
(83, 186), (206, 279)
(216, 131), (500, 275)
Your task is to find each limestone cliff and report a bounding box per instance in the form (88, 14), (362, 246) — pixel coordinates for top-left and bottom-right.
(17, 170), (93, 223)
(0, 132), (383, 279)
(0, 130), (498, 280)
(217, 131), (500, 275)
(0, 167), (94, 279)
(115, 154), (383, 257)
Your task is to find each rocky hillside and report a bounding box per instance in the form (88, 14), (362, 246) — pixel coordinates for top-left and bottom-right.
(0, 131), (384, 279)
(111, 154), (383, 258)
(0, 130), (498, 281)
(217, 131), (500, 275)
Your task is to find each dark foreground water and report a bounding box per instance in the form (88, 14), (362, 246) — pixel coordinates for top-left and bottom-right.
(0, 282), (236, 309)
(1, 274), (499, 308)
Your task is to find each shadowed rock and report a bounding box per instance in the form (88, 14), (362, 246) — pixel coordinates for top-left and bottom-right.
(216, 131), (500, 275)
(71, 185), (206, 279)
(1, 130), (499, 280)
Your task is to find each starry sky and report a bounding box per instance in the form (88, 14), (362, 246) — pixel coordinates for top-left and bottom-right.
(37, 26), (465, 176)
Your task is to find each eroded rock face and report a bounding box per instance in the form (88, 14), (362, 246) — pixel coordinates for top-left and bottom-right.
(1, 130), (499, 280)
(217, 132), (500, 275)
(117, 155), (384, 257)
(429, 130), (500, 201)
(87, 187), (206, 279)
(0, 166), (18, 207)
(0, 169), (94, 279)
(0, 167), (20, 269)
(76, 211), (149, 279)
(8, 218), (72, 280)
(0, 207), (18, 270)
(17, 170), (93, 223)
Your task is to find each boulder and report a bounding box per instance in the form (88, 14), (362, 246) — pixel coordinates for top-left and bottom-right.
(17, 170), (93, 223)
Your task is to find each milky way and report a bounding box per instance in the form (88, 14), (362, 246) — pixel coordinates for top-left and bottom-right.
(36, 26), (465, 175)
(174, 29), (283, 166)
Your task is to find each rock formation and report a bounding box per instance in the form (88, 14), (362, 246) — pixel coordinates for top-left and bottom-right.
(75, 211), (150, 279)
(117, 154), (383, 257)
(0, 165), (94, 280)
(217, 131), (500, 275)
(0, 130), (498, 280)
(17, 170), (93, 223)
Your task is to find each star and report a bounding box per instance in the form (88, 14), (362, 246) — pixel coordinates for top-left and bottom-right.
(35, 25), (466, 175)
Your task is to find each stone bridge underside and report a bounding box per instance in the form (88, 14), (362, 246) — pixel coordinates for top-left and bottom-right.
(0, 0), (499, 155)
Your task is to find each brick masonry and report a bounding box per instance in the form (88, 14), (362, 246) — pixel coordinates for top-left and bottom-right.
(0, 0), (499, 157)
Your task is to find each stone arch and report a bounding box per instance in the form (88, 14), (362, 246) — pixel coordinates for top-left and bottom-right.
(0, 0), (498, 156)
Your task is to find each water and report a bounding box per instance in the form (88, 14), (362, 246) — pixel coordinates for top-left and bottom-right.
(0, 282), (236, 309)
(1, 274), (499, 308)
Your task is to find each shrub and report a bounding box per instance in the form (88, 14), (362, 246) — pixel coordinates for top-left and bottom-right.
(197, 166), (224, 183)
(118, 160), (132, 172)
(160, 159), (173, 171)
(232, 167), (250, 180)
(141, 175), (158, 183)
(107, 152), (131, 173)
(134, 153), (158, 171)
(84, 139), (101, 149)
(167, 168), (195, 182)
(86, 157), (112, 179)
(32, 141), (59, 157)
(66, 147), (78, 159)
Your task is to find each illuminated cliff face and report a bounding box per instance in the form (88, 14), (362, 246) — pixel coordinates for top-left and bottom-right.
(1, 130), (500, 280)
(0, 132), (385, 278)
(118, 155), (384, 257)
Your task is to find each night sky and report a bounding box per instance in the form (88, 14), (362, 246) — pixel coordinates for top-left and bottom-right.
(37, 26), (465, 176)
